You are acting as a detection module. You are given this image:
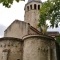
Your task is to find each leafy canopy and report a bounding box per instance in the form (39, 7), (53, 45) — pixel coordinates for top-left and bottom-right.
(39, 0), (60, 29)
(0, 0), (24, 8)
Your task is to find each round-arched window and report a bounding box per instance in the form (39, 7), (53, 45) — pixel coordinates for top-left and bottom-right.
(34, 4), (36, 10)
(38, 5), (40, 10)
(30, 5), (32, 10)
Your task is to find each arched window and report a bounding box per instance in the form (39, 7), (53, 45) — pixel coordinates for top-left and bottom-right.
(27, 6), (29, 11)
(30, 5), (32, 10)
(34, 4), (36, 10)
(38, 5), (40, 10)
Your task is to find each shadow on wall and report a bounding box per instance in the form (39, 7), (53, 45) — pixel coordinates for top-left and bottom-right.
(0, 24), (6, 37)
(56, 42), (60, 60)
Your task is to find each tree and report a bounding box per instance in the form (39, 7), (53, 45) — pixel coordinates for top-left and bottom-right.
(38, 0), (60, 34)
(0, 0), (24, 8)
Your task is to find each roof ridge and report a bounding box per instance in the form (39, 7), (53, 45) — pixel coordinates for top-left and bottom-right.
(4, 19), (30, 32)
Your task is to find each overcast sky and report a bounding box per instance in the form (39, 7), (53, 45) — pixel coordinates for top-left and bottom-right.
(0, 0), (60, 37)
(0, 1), (25, 37)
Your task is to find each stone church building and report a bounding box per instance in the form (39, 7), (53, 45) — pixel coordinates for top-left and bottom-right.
(0, 0), (59, 60)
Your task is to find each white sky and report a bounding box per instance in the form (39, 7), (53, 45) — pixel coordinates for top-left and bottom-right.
(0, 1), (25, 27)
(0, 0), (47, 27)
(0, 0), (60, 37)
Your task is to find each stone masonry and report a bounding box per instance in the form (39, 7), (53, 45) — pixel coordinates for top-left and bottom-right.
(0, 0), (58, 60)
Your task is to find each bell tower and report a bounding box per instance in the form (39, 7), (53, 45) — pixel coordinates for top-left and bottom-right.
(24, 0), (41, 30)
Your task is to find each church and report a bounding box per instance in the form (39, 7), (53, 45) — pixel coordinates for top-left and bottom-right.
(0, 0), (59, 60)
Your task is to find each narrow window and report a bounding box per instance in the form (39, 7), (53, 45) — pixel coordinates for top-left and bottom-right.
(27, 6), (29, 11)
(17, 59), (20, 60)
(30, 5), (32, 9)
(38, 5), (40, 10)
(34, 4), (36, 9)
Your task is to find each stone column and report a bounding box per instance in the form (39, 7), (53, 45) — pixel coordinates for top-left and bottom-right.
(48, 47), (51, 60)
(52, 48), (57, 60)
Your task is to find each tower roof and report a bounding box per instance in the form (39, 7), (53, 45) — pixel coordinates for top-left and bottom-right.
(28, 0), (41, 3)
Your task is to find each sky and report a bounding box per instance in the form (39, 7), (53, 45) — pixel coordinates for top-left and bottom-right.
(0, 1), (25, 37)
(0, 0), (60, 37)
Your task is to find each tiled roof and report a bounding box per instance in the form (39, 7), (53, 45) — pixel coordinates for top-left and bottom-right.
(47, 31), (60, 37)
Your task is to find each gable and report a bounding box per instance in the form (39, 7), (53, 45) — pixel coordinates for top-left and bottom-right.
(4, 20), (30, 39)
(4, 20), (40, 39)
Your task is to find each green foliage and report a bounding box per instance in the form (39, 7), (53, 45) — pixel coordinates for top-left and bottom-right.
(49, 0), (60, 27)
(56, 36), (60, 44)
(0, 0), (24, 8)
(39, 0), (52, 26)
(38, 0), (60, 34)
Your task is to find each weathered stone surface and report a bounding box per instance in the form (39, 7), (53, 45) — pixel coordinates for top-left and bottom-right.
(4, 20), (29, 39)
(24, 2), (41, 30)
(4, 20), (40, 39)
(0, 37), (23, 60)
(0, 0), (57, 60)
(23, 35), (57, 60)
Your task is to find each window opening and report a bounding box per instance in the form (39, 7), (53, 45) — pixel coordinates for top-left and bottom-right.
(30, 5), (32, 9)
(38, 5), (40, 10)
(34, 4), (36, 9)
(27, 6), (29, 11)
(17, 59), (20, 60)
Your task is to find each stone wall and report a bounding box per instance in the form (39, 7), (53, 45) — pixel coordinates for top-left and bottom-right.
(4, 20), (29, 39)
(0, 37), (23, 60)
(0, 35), (57, 60)
(4, 20), (40, 39)
(23, 35), (57, 60)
